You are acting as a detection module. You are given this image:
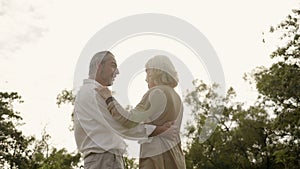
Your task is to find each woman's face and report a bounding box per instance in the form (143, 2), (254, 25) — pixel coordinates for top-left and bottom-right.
(145, 69), (155, 89)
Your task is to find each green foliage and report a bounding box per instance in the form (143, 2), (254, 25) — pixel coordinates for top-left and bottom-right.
(255, 63), (300, 104)
(0, 92), (34, 168)
(184, 6), (300, 169)
(56, 90), (76, 131)
(56, 89), (75, 107)
(184, 82), (274, 169)
(124, 156), (138, 169)
(269, 9), (300, 62)
(254, 7), (300, 169)
(29, 129), (81, 169)
(0, 92), (81, 169)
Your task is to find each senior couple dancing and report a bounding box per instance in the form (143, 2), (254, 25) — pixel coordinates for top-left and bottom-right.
(74, 51), (186, 169)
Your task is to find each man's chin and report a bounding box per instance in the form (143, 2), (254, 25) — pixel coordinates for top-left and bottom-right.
(107, 81), (113, 86)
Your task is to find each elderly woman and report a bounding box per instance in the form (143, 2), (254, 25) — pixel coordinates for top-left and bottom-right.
(97, 55), (186, 169)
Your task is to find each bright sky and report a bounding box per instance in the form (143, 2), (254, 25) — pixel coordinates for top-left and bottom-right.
(1, 0), (299, 157)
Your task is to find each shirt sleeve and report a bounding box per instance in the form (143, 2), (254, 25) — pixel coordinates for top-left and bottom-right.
(144, 124), (156, 136)
(92, 88), (157, 139)
(75, 85), (157, 143)
(106, 88), (167, 128)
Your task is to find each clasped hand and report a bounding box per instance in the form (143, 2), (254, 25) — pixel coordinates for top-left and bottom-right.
(95, 86), (112, 100)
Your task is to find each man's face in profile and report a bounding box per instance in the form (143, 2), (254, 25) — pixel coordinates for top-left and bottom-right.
(97, 54), (119, 86)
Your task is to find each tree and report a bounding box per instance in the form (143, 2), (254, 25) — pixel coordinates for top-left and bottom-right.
(184, 6), (300, 169)
(0, 92), (81, 169)
(252, 7), (300, 169)
(0, 92), (34, 168)
(29, 129), (81, 169)
(184, 81), (274, 169)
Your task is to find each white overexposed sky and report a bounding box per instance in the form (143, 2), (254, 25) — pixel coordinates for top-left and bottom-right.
(1, 0), (299, 157)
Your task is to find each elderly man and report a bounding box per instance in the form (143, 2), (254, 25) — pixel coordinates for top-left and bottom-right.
(74, 51), (173, 169)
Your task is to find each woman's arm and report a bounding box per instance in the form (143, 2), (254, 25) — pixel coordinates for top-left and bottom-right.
(95, 87), (167, 128)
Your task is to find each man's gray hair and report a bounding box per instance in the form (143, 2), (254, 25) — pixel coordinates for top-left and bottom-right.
(89, 51), (112, 79)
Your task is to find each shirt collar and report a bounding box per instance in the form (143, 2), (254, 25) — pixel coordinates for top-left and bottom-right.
(83, 79), (104, 87)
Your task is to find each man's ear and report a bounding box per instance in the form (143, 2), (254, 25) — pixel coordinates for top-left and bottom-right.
(97, 63), (103, 72)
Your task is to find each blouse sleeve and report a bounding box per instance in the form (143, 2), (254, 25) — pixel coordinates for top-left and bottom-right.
(106, 88), (167, 128)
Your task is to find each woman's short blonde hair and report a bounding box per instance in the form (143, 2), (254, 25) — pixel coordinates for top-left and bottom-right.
(145, 55), (179, 88)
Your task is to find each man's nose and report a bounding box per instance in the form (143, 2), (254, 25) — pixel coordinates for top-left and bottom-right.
(115, 68), (120, 75)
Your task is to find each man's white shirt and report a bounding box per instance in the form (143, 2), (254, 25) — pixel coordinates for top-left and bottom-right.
(74, 79), (156, 157)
